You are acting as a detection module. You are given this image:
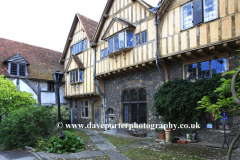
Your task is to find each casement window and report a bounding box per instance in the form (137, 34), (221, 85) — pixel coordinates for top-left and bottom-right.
(122, 88), (147, 124)
(107, 108), (115, 115)
(101, 48), (108, 59)
(47, 82), (55, 92)
(81, 101), (88, 118)
(69, 69), (84, 83)
(9, 62), (27, 77)
(181, 0), (218, 30)
(184, 58), (227, 81)
(70, 38), (88, 55)
(135, 31), (148, 46)
(108, 30), (134, 55)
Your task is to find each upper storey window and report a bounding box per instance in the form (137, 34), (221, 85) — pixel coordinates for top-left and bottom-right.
(71, 39), (87, 55)
(9, 63), (27, 77)
(101, 48), (108, 59)
(108, 30), (134, 55)
(181, 0), (218, 30)
(70, 69), (84, 84)
(135, 31), (147, 46)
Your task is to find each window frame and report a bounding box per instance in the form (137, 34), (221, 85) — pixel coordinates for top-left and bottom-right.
(81, 100), (89, 118)
(47, 82), (55, 92)
(181, 2), (193, 30)
(184, 57), (227, 81)
(9, 62), (27, 77)
(69, 69), (84, 84)
(135, 30), (148, 46)
(203, 0), (218, 22)
(70, 38), (88, 55)
(122, 88), (147, 124)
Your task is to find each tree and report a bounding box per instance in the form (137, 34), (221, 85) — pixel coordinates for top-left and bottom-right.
(0, 75), (37, 117)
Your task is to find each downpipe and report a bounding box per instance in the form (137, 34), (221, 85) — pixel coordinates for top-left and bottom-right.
(155, 13), (165, 83)
(93, 48), (106, 129)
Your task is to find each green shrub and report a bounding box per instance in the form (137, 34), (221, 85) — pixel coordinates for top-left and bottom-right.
(152, 75), (223, 125)
(50, 105), (71, 124)
(0, 105), (54, 149)
(36, 130), (85, 154)
(0, 75), (37, 117)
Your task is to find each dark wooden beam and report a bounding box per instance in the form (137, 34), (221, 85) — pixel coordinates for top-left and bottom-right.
(103, 14), (109, 19)
(168, 56), (179, 62)
(148, 61), (156, 66)
(135, 65), (145, 70)
(142, 63), (152, 69)
(197, 49), (210, 56)
(235, 40), (240, 47)
(118, 69), (127, 74)
(123, 68), (134, 73)
(223, 43), (233, 51)
(209, 46), (220, 54)
(158, 58), (170, 65)
(177, 54), (190, 60)
(129, 66), (139, 71)
(186, 51), (200, 58)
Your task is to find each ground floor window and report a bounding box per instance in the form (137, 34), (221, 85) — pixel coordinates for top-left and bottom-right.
(81, 100), (88, 118)
(122, 88), (147, 124)
(184, 57), (227, 81)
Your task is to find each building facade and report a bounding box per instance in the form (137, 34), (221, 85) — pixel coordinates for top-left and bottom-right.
(61, 0), (240, 144)
(0, 38), (65, 106)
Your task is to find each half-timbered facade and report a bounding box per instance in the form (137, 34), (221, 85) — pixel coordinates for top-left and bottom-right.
(156, 0), (240, 143)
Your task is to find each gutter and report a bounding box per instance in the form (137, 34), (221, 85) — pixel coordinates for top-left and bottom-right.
(154, 13), (166, 83)
(93, 48), (106, 129)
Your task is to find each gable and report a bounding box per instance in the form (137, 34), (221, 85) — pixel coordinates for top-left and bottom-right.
(65, 55), (85, 72)
(4, 53), (29, 65)
(102, 17), (136, 40)
(92, 0), (154, 45)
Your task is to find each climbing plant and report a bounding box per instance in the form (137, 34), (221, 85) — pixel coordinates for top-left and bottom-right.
(152, 75), (223, 125)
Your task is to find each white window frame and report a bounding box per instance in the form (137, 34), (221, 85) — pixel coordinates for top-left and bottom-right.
(181, 2), (193, 30)
(203, 0), (218, 22)
(9, 62), (27, 77)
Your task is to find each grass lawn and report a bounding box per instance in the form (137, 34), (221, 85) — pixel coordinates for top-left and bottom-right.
(99, 132), (142, 148)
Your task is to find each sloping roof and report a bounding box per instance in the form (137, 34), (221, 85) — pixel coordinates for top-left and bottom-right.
(72, 55), (85, 70)
(0, 37), (63, 81)
(77, 14), (98, 42)
(92, 0), (153, 45)
(60, 14), (98, 64)
(4, 52), (29, 65)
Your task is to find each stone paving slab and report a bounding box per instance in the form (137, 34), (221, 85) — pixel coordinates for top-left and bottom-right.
(74, 151), (92, 159)
(0, 150), (40, 160)
(88, 151), (105, 157)
(104, 149), (130, 160)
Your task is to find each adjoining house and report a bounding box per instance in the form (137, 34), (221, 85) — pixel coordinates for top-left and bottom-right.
(61, 0), (240, 144)
(0, 37), (65, 106)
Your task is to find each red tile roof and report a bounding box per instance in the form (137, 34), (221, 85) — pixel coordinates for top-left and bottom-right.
(0, 37), (63, 81)
(77, 14), (98, 42)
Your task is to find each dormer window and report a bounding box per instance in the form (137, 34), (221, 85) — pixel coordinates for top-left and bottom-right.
(108, 30), (134, 57)
(70, 38), (88, 55)
(9, 62), (27, 77)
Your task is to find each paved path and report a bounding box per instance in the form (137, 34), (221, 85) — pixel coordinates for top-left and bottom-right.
(37, 129), (130, 160)
(0, 150), (40, 160)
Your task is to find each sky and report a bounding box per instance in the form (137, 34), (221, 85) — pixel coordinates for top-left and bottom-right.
(0, 0), (159, 53)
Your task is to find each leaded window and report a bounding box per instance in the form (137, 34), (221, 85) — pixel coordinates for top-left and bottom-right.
(135, 31), (147, 45)
(81, 101), (88, 118)
(108, 30), (134, 55)
(181, 3), (193, 30)
(122, 88), (147, 124)
(9, 63), (27, 77)
(101, 48), (109, 59)
(185, 58), (227, 81)
(204, 0), (217, 22)
(71, 38), (88, 55)
(70, 69), (84, 83)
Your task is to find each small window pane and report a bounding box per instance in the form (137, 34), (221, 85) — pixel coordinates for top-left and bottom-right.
(76, 70), (78, 81)
(182, 3), (193, 29)
(85, 108), (88, 117)
(119, 32), (125, 49)
(131, 104), (138, 123)
(108, 38), (113, 54)
(11, 63), (17, 75)
(135, 34), (140, 45)
(101, 49), (105, 59)
(123, 91), (129, 102)
(204, 0), (217, 22)
(82, 101), (84, 106)
(211, 58), (227, 75)
(19, 64), (25, 76)
(80, 70), (84, 81)
(141, 31), (147, 44)
(82, 108), (85, 117)
(85, 101), (88, 106)
(114, 35), (119, 52)
(139, 103), (147, 123)
(76, 43), (79, 53)
(83, 39), (87, 51)
(123, 104), (129, 123)
(139, 89), (146, 101)
(79, 41), (82, 52)
(108, 108), (114, 114)
(105, 48), (108, 57)
(127, 31), (134, 47)
(131, 90), (137, 101)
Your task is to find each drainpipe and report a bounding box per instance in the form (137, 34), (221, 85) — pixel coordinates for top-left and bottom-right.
(93, 48), (106, 129)
(155, 12), (165, 83)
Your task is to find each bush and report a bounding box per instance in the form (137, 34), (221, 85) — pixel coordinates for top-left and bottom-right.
(36, 130), (85, 154)
(50, 105), (71, 124)
(152, 75), (223, 125)
(0, 105), (54, 149)
(0, 75), (37, 117)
